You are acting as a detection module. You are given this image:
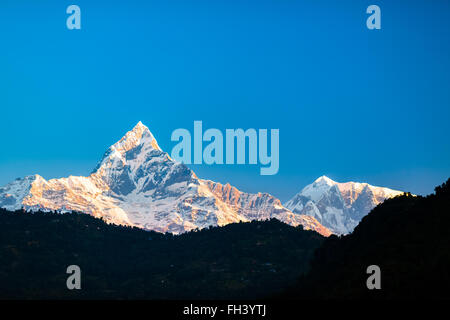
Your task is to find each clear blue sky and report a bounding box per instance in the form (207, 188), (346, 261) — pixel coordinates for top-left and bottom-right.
(1, 0), (449, 201)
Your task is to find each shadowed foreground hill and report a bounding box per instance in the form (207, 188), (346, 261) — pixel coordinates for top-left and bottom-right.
(0, 209), (324, 299)
(2, 179), (449, 300)
(283, 178), (450, 299)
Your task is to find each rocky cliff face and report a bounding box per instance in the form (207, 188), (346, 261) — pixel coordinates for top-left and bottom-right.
(0, 122), (331, 236)
(285, 176), (404, 234)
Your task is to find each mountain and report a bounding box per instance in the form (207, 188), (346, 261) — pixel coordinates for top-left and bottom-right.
(282, 179), (450, 299)
(284, 175), (404, 235)
(0, 122), (331, 236)
(0, 210), (325, 299)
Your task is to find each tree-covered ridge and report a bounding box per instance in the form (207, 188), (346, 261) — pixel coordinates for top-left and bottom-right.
(2, 178), (449, 300)
(284, 178), (450, 299)
(0, 209), (324, 299)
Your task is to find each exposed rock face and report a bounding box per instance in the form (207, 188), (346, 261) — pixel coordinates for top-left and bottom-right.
(285, 176), (404, 235)
(0, 122), (331, 236)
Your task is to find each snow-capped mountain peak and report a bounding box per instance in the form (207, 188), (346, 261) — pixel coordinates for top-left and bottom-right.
(299, 175), (338, 202)
(0, 122), (331, 237)
(114, 121), (161, 153)
(99, 121), (160, 161)
(0, 175), (43, 211)
(89, 121), (173, 196)
(314, 175), (336, 185)
(92, 121), (162, 173)
(285, 176), (405, 235)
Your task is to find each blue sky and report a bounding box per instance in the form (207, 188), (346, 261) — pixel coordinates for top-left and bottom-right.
(0, 0), (449, 201)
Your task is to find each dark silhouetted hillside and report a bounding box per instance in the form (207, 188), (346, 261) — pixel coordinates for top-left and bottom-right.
(0, 209), (324, 299)
(283, 178), (450, 299)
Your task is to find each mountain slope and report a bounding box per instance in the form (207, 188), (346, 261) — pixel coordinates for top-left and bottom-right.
(283, 179), (450, 299)
(0, 209), (325, 299)
(285, 176), (404, 234)
(0, 122), (330, 236)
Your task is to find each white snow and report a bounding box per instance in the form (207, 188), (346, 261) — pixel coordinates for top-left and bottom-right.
(0, 122), (332, 237)
(285, 176), (405, 234)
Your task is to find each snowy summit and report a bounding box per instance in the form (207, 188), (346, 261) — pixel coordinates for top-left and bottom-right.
(0, 122), (331, 236)
(284, 176), (404, 234)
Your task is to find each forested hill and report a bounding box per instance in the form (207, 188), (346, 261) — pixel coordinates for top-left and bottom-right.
(0, 208), (324, 299)
(283, 178), (450, 299)
(2, 178), (449, 300)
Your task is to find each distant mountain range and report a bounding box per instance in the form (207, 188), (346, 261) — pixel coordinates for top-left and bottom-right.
(285, 176), (404, 234)
(0, 122), (404, 236)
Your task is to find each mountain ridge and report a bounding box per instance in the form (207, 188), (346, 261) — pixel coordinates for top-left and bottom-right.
(284, 175), (404, 234)
(0, 122), (331, 236)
